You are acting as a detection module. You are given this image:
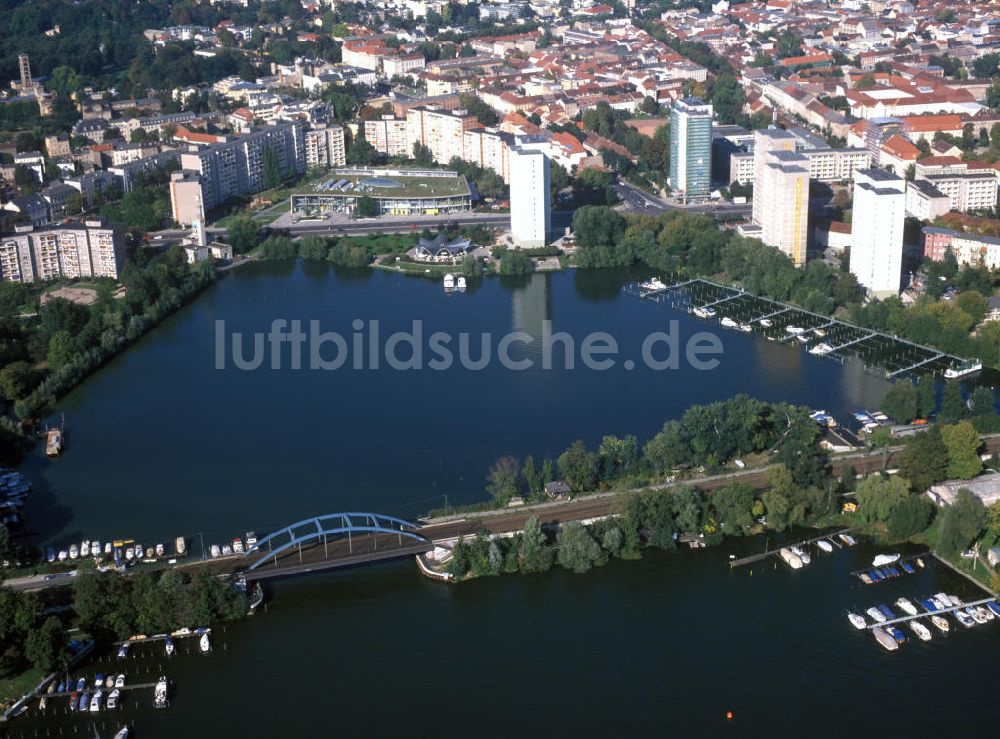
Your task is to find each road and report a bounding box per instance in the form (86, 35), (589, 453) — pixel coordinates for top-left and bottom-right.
(613, 180), (752, 220)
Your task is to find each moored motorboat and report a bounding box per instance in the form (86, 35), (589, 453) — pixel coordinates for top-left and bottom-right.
(877, 604), (896, 620)
(872, 553), (900, 567)
(737, 322), (752, 332)
(89, 689), (102, 712)
(210, 544), (221, 558)
(930, 615), (950, 633)
(105, 674), (114, 688)
(887, 626), (907, 644)
(720, 316), (739, 329)
(442, 273), (455, 291)
(94, 673), (104, 688)
(909, 620), (932, 641)
(790, 545), (810, 565)
(866, 606), (886, 623)
(78, 691), (90, 711)
(859, 572), (872, 585)
(165, 638), (175, 656)
(199, 632), (211, 653)
(872, 627), (898, 651)
(785, 325), (805, 335)
(245, 532), (257, 548)
(808, 342), (834, 355)
(107, 689), (120, 710)
(969, 607), (989, 625)
(900, 561), (915, 574)
(115, 728), (129, 739)
(154, 676), (168, 708)
(977, 605), (994, 621)
(115, 674), (125, 688)
(988, 600), (1000, 618)
(76, 677), (86, 692)
(779, 547), (803, 569)
(759, 319), (773, 327)
(847, 611), (867, 629)
(954, 609), (975, 628)
(816, 539), (833, 553)
(455, 276), (467, 292)
(639, 277), (667, 294)
(895, 597), (918, 616)
(117, 643), (129, 658)
(839, 533), (856, 546)
(692, 306), (717, 319)
(947, 594), (964, 607)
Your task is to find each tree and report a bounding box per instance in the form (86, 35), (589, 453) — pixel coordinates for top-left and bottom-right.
(487, 456), (520, 504)
(939, 380), (967, 423)
(881, 380), (917, 423)
(227, 217), (263, 254)
(263, 146), (283, 189)
(24, 616), (66, 672)
(556, 522), (607, 573)
(558, 440), (598, 492)
(711, 483), (755, 532)
(522, 455), (542, 497)
(936, 488), (986, 554)
(856, 474), (912, 524)
(571, 206), (626, 250)
(597, 434), (638, 481)
(761, 489), (790, 532)
(519, 516), (553, 573)
(0, 523), (14, 561)
(916, 374), (936, 419)
(297, 236), (330, 260)
(412, 142), (434, 166)
(899, 428), (949, 491)
(46, 330), (76, 371)
(0, 360), (39, 401)
(354, 195), (378, 218)
(711, 74), (746, 125)
(346, 128), (377, 166)
(939, 421), (982, 480)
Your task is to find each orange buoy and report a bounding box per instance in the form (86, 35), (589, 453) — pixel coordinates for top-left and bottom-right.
(726, 711), (734, 721)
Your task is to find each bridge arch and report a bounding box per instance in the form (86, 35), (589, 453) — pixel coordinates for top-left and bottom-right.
(242, 512), (427, 572)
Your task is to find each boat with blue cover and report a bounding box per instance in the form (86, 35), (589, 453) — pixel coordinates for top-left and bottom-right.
(919, 598), (938, 612)
(78, 692), (90, 711)
(878, 604), (896, 620)
(869, 570), (882, 582)
(887, 626), (907, 643)
(988, 601), (1000, 617)
(901, 561), (915, 574)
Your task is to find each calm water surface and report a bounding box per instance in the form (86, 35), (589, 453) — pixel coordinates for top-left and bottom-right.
(15, 264), (997, 737)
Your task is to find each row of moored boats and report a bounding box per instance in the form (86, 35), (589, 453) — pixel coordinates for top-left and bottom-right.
(208, 531), (257, 558)
(847, 594), (1000, 651)
(857, 552), (923, 584)
(780, 534), (854, 569)
(47, 536), (187, 565)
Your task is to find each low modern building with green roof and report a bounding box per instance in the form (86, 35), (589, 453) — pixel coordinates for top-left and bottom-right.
(290, 168), (472, 218)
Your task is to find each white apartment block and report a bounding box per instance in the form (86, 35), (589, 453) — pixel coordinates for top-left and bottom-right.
(757, 149), (810, 267)
(406, 106), (477, 165)
(921, 172), (997, 213)
(509, 146), (550, 248)
(752, 129), (797, 226)
(0, 220), (126, 284)
(304, 125), (346, 169)
(463, 128), (511, 183)
(365, 115), (410, 157)
(905, 179), (951, 222)
(850, 169), (905, 298)
(732, 146), (869, 186)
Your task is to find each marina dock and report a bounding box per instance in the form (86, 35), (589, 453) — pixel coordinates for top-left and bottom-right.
(851, 552), (928, 582)
(729, 529), (852, 568)
(865, 597), (996, 629)
(624, 278), (971, 378)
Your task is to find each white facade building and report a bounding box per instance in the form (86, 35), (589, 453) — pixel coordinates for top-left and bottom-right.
(850, 168), (906, 298)
(509, 146), (550, 248)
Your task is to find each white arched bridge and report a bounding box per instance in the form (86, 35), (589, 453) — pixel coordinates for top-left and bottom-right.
(239, 512), (435, 580)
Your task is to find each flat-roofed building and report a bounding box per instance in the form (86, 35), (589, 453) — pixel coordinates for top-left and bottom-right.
(304, 124), (346, 168)
(290, 168), (472, 218)
(0, 218), (126, 284)
(850, 168), (906, 297)
(364, 115), (409, 157)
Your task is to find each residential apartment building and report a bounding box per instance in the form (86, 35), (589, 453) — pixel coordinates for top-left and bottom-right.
(509, 146), (550, 248)
(731, 146), (870, 185)
(176, 121), (305, 212)
(364, 115), (410, 157)
(905, 179), (951, 222)
(463, 128), (512, 183)
(923, 226), (1000, 270)
(752, 128), (798, 226)
(668, 98), (712, 199)
(850, 169), (905, 297)
(304, 125), (346, 169)
(919, 170), (997, 213)
(406, 106), (478, 165)
(0, 219), (126, 284)
(757, 149), (810, 267)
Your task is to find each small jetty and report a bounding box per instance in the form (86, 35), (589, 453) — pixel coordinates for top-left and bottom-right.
(46, 416), (65, 457)
(729, 529), (853, 568)
(852, 552), (928, 585)
(867, 597), (997, 630)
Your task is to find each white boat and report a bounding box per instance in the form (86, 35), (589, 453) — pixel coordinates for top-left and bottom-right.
(790, 545), (810, 565)
(970, 607), (989, 625)
(104, 542), (113, 556)
(909, 620), (932, 642)
(847, 611), (867, 629)
(785, 325), (805, 335)
(455, 276), (467, 292)
(117, 643), (129, 658)
(954, 609), (975, 628)
(812, 328), (827, 337)
(69, 544), (79, 559)
(80, 541), (90, 558)
(154, 676), (168, 708)
(720, 316), (738, 328)
(165, 638), (175, 656)
(115, 728), (129, 739)
(779, 548), (803, 569)
(930, 615), (950, 633)
(692, 306), (717, 319)
(199, 633), (211, 653)
(210, 544), (221, 558)
(58, 550), (68, 561)
(115, 674), (125, 688)
(155, 543), (165, 557)
(839, 534), (856, 546)
(895, 598), (918, 617)
(795, 334), (810, 343)
(978, 605), (995, 621)
(866, 606), (887, 623)
(872, 627), (899, 651)
(639, 277), (667, 293)
(817, 539), (834, 553)
(759, 319), (773, 327)
(443, 273), (456, 291)
(944, 360), (982, 379)
(91, 540), (100, 556)
(232, 537), (244, 554)
(89, 690), (102, 712)
(107, 689), (120, 710)
(245, 532), (257, 548)
(222, 544), (234, 556)
(872, 553), (900, 567)
(809, 342), (834, 356)
(133, 544), (143, 559)
(943, 593), (963, 607)
(175, 536), (187, 556)
(737, 322), (752, 333)
(929, 595), (949, 611)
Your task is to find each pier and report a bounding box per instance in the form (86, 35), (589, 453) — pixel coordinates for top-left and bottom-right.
(866, 597), (996, 629)
(850, 551), (929, 579)
(625, 278), (971, 378)
(729, 529), (852, 568)
(44, 680), (164, 700)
